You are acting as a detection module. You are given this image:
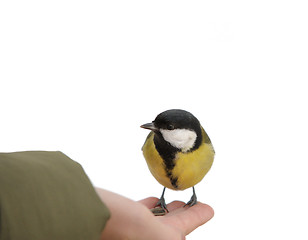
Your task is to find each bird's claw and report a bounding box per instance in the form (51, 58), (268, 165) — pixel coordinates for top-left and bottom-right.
(184, 196), (197, 207)
(155, 197), (169, 212)
(184, 187), (197, 207)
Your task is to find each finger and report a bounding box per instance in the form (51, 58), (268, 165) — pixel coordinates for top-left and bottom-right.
(138, 197), (159, 208)
(162, 202), (214, 235)
(166, 200), (186, 212)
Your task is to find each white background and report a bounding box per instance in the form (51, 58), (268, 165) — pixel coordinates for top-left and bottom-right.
(1, 0), (308, 239)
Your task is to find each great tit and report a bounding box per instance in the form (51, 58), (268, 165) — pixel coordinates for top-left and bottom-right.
(141, 109), (215, 213)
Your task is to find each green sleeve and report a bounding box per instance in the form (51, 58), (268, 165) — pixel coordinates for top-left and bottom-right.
(0, 151), (110, 240)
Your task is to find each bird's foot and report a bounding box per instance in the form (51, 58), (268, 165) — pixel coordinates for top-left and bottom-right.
(150, 197), (169, 216)
(155, 197), (169, 212)
(184, 187), (197, 207)
(184, 194), (197, 207)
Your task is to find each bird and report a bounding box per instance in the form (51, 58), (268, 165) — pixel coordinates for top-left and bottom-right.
(141, 109), (215, 213)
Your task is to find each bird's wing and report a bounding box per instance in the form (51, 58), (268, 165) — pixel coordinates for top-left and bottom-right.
(201, 127), (215, 153)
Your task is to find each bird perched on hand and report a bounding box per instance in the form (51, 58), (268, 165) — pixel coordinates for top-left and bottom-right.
(141, 109), (215, 214)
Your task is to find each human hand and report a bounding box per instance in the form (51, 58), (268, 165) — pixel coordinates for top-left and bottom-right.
(96, 188), (214, 240)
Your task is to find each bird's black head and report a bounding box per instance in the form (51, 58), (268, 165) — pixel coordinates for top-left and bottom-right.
(153, 109), (201, 132)
(141, 109), (202, 152)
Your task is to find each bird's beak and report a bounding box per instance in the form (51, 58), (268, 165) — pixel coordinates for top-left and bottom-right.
(140, 122), (157, 131)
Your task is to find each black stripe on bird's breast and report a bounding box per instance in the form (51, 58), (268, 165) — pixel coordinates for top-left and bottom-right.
(154, 134), (179, 189)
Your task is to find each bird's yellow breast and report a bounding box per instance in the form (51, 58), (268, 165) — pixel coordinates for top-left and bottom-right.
(142, 130), (214, 190)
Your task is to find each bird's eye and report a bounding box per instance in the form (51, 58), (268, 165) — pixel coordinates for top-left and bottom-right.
(167, 124), (174, 130)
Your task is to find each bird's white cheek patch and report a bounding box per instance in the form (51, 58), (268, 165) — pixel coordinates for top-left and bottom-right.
(160, 129), (197, 152)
